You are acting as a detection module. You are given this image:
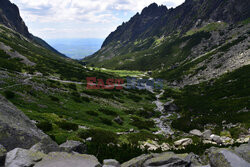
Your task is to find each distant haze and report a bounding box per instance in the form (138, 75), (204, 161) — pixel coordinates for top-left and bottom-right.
(46, 38), (104, 59)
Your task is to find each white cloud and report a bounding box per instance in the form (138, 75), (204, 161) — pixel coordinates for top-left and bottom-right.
(10, 0), (185, 38)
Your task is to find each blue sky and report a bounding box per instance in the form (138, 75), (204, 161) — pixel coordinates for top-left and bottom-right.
(10, 0), (185, 39)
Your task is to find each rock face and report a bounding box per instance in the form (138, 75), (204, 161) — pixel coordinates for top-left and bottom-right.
(0, 0), (30, 38)
(0, 95), (53, 151)
(59, 140), (87, 154)
(34, 152), (101, 167)
(0, 144), (7, 166)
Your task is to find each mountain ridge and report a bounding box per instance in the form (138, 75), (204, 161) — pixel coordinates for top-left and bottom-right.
(0, 0), (65, 56)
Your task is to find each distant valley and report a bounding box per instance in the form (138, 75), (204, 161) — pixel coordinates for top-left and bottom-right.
(46, 38), (104, 59)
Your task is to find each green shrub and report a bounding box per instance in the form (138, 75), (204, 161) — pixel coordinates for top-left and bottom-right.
(4, 90), (15, 99)
(86, 110), (99, 116)
(56, 121), (78, 131)
(130, 116), (155, 130)
(98, 108), (118, 116)
(78, 128), (117, 144)
(37, 121), (53, 132)
(49, 95), (60, 102)
(100, 117), (113, 125)
(81, 96), (90, 102)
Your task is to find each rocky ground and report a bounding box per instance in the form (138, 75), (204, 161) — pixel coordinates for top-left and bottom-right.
(0, 91), (249, 167)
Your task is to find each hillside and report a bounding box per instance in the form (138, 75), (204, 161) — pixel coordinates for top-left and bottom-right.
(84, 0), (250, 86)
(0, 0), (249, 166)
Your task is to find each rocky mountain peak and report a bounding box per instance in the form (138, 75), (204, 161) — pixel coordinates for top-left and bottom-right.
(141, 3), (168, 16)
(0, 0), (30, 38)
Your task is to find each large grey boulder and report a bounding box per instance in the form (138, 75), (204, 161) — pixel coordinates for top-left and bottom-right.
(208, 148), (250, 167)
(5, 148), (46, 167)
(0, 144), (7, 166)
(121, 154), (154, 167)
(143, 152), (190, 167)
(30, 136), (61, 154)
(34, 152), (101, 167)
(103, 159), (120, 167)
(0, 95), (52, 151)
(234, 142), (250, 162)
(59, 140), (86, 154)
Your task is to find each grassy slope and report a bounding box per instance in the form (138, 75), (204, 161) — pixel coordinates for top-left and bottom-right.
(161, 65), (250, 135)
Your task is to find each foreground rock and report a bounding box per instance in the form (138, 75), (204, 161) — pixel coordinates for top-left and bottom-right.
(0, 95), (53, 151)
(5, 148), (46, 167)
(0, 144), (7, 166)
(103, 159), (120, 167)
(121, 152), (203, 167)
(30, 136), (61, 154)
(121, 143), (250, 167)
(207, 147), (250, 167)
(34, 152), (101, 167)
(59, 140), (87, 154)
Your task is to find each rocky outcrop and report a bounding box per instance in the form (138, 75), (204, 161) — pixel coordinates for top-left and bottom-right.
(0, 95), (54, 151)
(0, 0), (30, 38)
(59, 140), (87, 154)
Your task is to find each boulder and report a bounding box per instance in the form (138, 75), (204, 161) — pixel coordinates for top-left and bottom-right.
(234, 143), (250, 162)
(0, 95), (52, 151)
(202, 130), (212, 140)
(114, 116), (123, 125)
(210, 134), (222, 144)
(174, 138), (193, 146)
(103, 159), (120, 167)
(189, 129), (202, 137)
(34, 152), (101, 167)
(59, 140), (87, 154)
(143, 152), (190, 167)
(0, 144), (7, 166)
(5, 148), (46, 167)
(121, 154), (153, 167)
(208, 148), (250, 167)
(30, 136), (61, 154)
(164, 101), (178, 112)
